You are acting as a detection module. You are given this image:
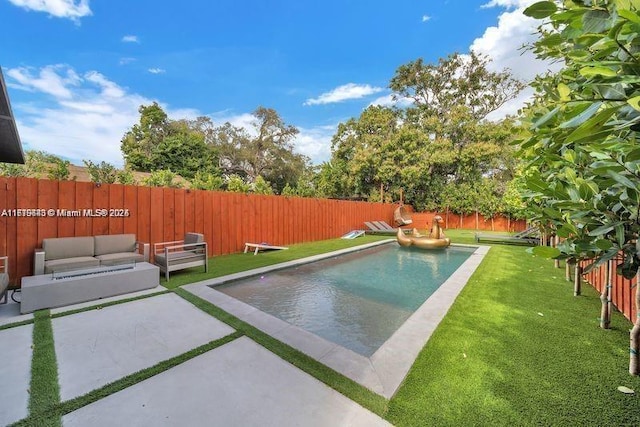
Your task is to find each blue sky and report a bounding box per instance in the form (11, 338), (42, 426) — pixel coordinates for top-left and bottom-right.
(0, 0), (551, 167)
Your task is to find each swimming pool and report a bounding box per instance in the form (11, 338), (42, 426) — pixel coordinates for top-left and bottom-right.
(187, 240), (488, 397)
(214, 244), (475, 356)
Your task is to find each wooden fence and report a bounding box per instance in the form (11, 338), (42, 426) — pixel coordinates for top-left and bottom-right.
(411, 212), (526, 232)
(0, 177), (527, 286)
(581, 259), (638, 324)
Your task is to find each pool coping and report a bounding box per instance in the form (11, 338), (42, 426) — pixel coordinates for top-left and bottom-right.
(183, 240), (490, 399)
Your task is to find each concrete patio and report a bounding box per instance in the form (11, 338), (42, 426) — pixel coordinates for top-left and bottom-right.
(0, 287), (390, 426)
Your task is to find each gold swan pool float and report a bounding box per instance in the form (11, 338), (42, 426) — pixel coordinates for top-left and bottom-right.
(396, 215), (451, 249)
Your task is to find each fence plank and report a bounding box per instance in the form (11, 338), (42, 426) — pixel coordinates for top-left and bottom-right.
(57, 180), (76, 237)
(108, 184), (125, 235)
(92, 184), (109, 236)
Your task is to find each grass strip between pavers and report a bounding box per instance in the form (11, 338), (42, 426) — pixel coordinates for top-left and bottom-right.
(19, 310), (61, 427)
(13, 332), (242, 426)
(173, 287), (389, 417)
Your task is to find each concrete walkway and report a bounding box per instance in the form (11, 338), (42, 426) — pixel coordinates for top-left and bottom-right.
(0, 290), (390, 426)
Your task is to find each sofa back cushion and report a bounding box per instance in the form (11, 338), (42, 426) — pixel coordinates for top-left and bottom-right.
(184, 233), (204, 245)
(94, 234), (136, 256)
(43, 236), (95, 260)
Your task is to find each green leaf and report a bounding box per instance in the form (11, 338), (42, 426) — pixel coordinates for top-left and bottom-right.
(559, 102), (602, 129)
(532, 246), (561, 258)
(595, 239), (613, 250)
(582, 10), (612, 34)
(588, 221), (625, 236)
(523, 1), (557, 19)
(615, 223), (626, 247)
(628, 95), (640, 111)
(579, 66), (617, 77)
(558, 83), (571, 101)
(532, 106), (560, 129)
(607, 170), (636, 188)
(618, 9), (640, 24)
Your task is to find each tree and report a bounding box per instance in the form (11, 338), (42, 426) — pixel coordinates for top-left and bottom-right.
(190, 171), (223, 191)
(226, 174), (250, 193)
(520, 0), (640, 375)
(121, 102), (169, 171)
(84, 160), (117, 184)
(121, 103), (219, 180)
(211, 106), (308, 193)
(390, 52), (526, 123)
(143, 170), (182, 188)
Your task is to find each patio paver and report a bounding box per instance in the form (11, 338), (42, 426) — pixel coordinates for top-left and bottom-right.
(53, 293), (235, 401)
(0, 324), (33, 426)
(63, 336), (391, 427)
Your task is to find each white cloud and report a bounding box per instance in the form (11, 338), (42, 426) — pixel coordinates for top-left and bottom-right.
(7, 64), (196, 167)
(148, 68), (166, 74)
(369, 93), (414, 109)
(119, 57), (136, 65)
(7, 0), (91, 21)
(481, 0), (533, 8)
(422, 15), (431, 22)
(294, 125), (336, 164)
(7, 65), (80, 99)
(304, 83), (384, 106)
(471, 0), (561, 119)
(121, 35), (139, 43)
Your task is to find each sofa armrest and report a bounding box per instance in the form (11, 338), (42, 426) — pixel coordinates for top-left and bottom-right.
(34, 249), (45, 275)
(136, 242), (150, 262)
(0, 256), (7, 275)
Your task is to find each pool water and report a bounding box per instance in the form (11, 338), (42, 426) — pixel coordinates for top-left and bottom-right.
(214, 244), (475, 356)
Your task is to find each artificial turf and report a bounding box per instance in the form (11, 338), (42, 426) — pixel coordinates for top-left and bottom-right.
(386, 230), (640, 426)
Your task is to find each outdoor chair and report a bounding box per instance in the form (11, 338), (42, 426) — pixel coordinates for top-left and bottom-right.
(0, 256), (8, 304)
(153, 233), (208, 280)
(394, 205), (413, 226)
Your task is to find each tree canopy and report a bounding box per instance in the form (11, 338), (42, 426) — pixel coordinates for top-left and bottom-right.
(321, 53), (525, 216)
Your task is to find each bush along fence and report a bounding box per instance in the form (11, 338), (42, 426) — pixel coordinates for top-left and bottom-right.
(0, 177), (527, 286)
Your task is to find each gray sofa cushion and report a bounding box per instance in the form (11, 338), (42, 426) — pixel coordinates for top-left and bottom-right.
(96, 252), (145, 265)
(44, 257), (100, 274)
(184, 233), (204, 245)
(43, 236), (94, 260)
(94, 234), (136, 256)
(154, 251), (202, 266)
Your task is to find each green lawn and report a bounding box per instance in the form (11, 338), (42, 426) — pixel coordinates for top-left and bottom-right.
(387, 230), (640, 426)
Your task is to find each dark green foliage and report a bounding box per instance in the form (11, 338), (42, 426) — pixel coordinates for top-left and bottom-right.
(520, 1), (640, 276)
(321, 54), (525, 214)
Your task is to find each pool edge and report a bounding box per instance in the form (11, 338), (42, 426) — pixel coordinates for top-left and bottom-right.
(182, 241), (490, 399)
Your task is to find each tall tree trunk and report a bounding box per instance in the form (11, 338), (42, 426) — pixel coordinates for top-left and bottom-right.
(574, 262), (582, 296)
(630, 270), (640, 375)
(554, 236), (560, 269)
(600, 260), (612, 329)
(445, 207), (449, 229)
(566, 259), (572, 282)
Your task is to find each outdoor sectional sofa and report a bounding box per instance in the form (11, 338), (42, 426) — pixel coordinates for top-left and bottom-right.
(33, 234), (150, 275)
